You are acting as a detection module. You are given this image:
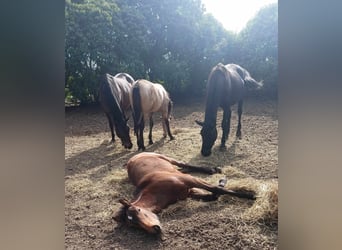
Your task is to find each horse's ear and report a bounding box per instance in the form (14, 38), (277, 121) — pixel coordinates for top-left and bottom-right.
(195, 120), (204, 127)
(119, 198), (131, 207)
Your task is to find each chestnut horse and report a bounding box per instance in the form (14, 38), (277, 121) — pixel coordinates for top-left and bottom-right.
(196, 63), (263, 156)
(130, 79), (174, 151)
(113, 152), (255, 235)
(99, 73), (134, 149)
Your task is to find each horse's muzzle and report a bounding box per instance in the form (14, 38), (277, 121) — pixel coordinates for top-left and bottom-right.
(201, 149), (211, 157)
(152, 225), (162, 234)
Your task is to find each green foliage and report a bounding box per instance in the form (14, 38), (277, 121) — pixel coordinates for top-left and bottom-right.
(65, 0), (278, 104)
(236, 3), (278, 96)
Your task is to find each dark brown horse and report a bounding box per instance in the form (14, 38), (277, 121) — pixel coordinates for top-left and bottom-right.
(113, 152), (255, 235)
(130, 79), (174, 151)
(99, 73), (134, 149)
(196, 63), (263, 156)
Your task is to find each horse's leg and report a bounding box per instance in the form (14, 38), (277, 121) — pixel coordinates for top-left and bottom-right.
(163, 114), (174, 141)
(148, 114), (154, 145)
(236, 100), (243, 139)
(105, 113), (115, 143)
(189, 177), (227, 201)
(166, 120), (174, 140)
(155, 154), (220, 174)
(220, 107), (231, 150)
(138, 120), (145, 151)
(189, 188), (219, 201)
(162, 120), (167, 138)
(183, 176), (256, 200)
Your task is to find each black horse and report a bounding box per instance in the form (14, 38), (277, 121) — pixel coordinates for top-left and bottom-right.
(196, 63), (263, 156)
(99, 73), (134, 149)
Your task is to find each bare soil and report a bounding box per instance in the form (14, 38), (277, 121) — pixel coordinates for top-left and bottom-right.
(65, 96), (278, 249)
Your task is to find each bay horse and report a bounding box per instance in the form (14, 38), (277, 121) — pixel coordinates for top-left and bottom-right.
(130, 79), (174, 151)
(113, 152), (255, 235)
(99, 73), (134, 149)
(196, 63), (263, 156)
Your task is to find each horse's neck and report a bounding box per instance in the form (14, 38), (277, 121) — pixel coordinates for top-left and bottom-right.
(132, 192), (160, 212)
(204, 85), (221, 125)
(109, 83), (126, 121)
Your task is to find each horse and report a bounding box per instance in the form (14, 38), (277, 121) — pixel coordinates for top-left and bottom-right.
(112, 152), (255, 235)
(130, 79), (174, 151)
(99, 73), (134, 149)
(196, 63), (263, 156)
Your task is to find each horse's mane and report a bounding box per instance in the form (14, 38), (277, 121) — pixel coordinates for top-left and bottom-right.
(101, 74), (125, 122)
(204, 63), (230, 125)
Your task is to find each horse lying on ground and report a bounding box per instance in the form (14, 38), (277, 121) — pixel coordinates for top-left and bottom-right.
(99, 73), (134, 149)
(196, 63), (263, 156)
(130, 79), (174, 151)
(113, 152), (255, 235)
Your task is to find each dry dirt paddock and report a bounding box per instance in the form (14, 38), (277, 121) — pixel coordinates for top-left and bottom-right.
(65, 96), (278, 249)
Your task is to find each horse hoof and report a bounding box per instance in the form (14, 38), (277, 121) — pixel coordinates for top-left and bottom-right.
(170, 136), (175, 141)
(219, 145), (227, 151)
(214, 167), (222, 174)
(149, 141), (153, 145)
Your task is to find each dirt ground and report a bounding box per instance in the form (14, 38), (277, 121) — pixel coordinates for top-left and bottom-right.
(65, 96), (278, 249)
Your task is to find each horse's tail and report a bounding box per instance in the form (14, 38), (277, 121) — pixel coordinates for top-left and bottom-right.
(132, 83), (142, 135)
(244, 75), (264, 89)
(167, 99), (173, 120)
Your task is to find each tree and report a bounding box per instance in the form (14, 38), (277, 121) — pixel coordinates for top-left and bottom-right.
(236, 3), (278, 97)
(65, 0), (278, 104)
(65, 0), (121, 103)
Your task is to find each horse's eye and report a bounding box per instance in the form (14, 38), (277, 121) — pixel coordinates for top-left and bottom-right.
(138, 208), (141, 212)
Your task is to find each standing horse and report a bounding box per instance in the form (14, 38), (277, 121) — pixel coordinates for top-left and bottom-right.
(99, 73), (134, 149)
(130, 79), (174, 151)
(196, 63), (263, 156)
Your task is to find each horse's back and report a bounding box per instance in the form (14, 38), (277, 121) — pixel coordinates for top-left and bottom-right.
(114, 75), (133, 111)
(126, 153), (190, 203)
(135, 79), (169, 114)
(114, 73), (134, 84)
(126, 152), (179, 185)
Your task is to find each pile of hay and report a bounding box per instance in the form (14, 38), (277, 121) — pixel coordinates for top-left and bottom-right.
(223, 177), (278, 224)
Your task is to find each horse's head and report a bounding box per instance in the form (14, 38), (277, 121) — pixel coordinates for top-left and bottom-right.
(115, 119), (133, 149)
(196, 120), (217, 157)
(113, 198), (162, 234)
